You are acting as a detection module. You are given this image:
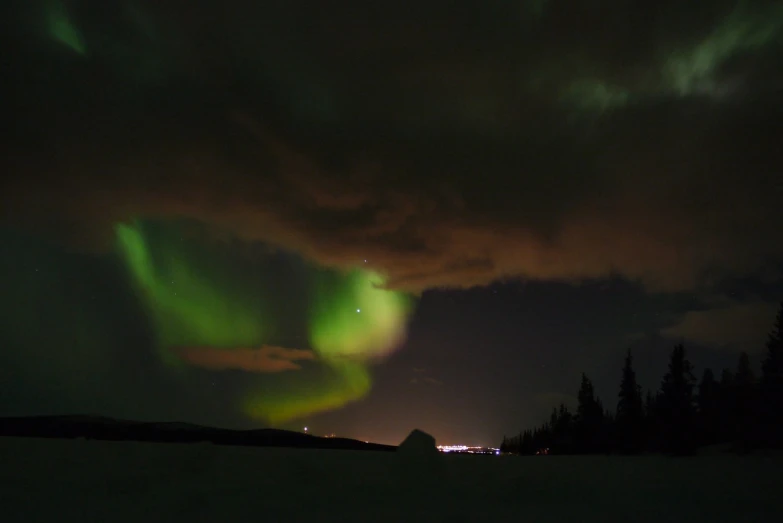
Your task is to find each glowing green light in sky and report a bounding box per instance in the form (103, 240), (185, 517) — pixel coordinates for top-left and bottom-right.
(664, 2), (783, 96)
(47, 1), (86, 55)
(309, 269), (414, 361)
(115, 220), (414, 424)
(115, 222), (269, 363)
(243, 361), (371, 425)
(243, 268), (413, 424)
(560, 79), (630, 112)
(244, 268), (413, 424)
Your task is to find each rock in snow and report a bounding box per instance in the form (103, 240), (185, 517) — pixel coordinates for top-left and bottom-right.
(397, 429), (438, 457)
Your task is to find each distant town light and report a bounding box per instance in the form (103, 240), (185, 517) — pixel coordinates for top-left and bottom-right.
(436, 445), (500, 455)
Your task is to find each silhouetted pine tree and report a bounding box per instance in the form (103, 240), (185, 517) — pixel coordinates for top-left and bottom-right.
(760, 303), (783, 447)
(521, 430), (533, 454)
(644, 390), (655, 416)
(574, 373), (604, 453)
(603, 408), (615, 451)
(733, 351), (757, 449)
(717, 368), (736, 444)
(616, 350), (644, 453)
(534, 423), (552, 453)
(643, 389), (659, 451)
(697, 368), (721, 446)
(503, 306), (783, 453)
(552, 403), (574, 453)
(658, 344), (697, 454)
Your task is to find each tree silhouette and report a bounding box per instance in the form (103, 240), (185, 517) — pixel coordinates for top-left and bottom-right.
(697, 368), (721, 446)
(616, 349), (644, 453)
(736, 352), (754, 384)
(643, 389), (659, 451)
(575, 373), (605, 453)
(521, 430), (533, 454)
(732, 352), (757, 449)
(717, 368), (735, 443)
(762, 302), (783, 382)
(658, 344), (697, 454)
(553, 403), (574, 453)
(504, 305), (783, 454)
(761, 302), (783, 447)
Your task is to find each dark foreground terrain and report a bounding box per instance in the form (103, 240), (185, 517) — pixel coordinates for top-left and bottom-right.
(1, 436), (780, 522)
(0, 415), (395, 452)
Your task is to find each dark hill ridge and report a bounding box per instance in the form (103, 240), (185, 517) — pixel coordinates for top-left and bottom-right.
(0, 415), (396, 452)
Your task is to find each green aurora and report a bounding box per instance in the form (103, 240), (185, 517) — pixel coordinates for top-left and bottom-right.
(46, 0), (86, 55)
(243, 361), (372, 425)
(115, 222), (270, 366)
(663, 1), (783, 97)
(309, 268), (414, 362)
(242, 268), (414, 423)
(115, 220), (414, 424)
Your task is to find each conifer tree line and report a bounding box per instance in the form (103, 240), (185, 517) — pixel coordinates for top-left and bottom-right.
(500, 302), (783, 455)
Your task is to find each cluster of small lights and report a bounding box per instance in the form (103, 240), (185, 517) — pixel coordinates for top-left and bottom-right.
(437, 445), (501, 456)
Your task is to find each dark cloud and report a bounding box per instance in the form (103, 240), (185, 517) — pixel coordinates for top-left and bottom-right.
(2, 0), (782, 293)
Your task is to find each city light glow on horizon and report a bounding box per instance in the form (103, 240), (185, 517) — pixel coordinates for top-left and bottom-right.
(437, 445), (500, 455)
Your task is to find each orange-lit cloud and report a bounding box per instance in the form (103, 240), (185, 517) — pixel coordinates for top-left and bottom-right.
(172, 345), (316, 373)
(2, 0), (782, 294)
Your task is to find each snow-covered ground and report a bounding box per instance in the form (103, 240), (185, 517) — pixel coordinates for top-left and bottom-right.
(1, 437), (779, 522)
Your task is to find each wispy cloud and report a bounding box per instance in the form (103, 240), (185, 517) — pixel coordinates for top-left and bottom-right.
(410, 375), (443, 386)
(172, 345), (316, 373)
(662, 301), (778, 352)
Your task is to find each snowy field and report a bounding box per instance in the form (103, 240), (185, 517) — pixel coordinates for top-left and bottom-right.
(1, 437), (780, 522)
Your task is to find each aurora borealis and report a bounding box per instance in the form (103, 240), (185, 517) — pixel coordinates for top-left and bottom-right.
(46, 0), (86, 55)
(243, 360), (372, 425)
(114, 220), (413, 424)
(2, 0), (782, 446)
(309, 268), (413, 362)
(115, 222), (272, 364)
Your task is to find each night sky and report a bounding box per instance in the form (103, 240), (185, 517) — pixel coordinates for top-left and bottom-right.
(1, 0), (782, 446)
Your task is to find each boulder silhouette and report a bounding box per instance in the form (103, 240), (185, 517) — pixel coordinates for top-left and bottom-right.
(397, 429), (438, 457)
